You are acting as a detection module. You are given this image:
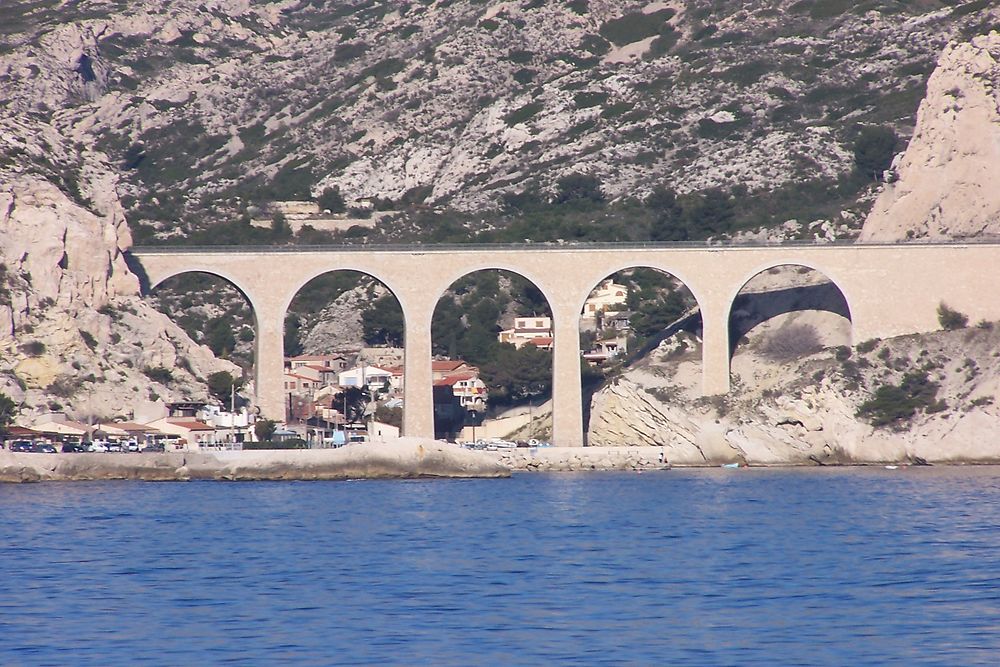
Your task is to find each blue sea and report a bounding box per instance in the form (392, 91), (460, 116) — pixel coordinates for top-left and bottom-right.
(2, 467), (1000, 665)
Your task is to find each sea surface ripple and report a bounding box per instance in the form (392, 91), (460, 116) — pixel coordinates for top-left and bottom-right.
(2, 466), (1000, 665)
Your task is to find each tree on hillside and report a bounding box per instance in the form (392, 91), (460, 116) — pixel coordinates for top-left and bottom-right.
(271, 211), (292, 240)
(317, 187), (346, 214)
(854, 126), (899, 180)
(937, 302), (968, 330)
(208, 371), (243, 406)
(284, 314), (303, 357)
(205, 316), (237, 358)
(0, 393), (17, 432)
(554, 172), (605, 205)
(481, 344), (552, 404)
(361, 295), (404, 346)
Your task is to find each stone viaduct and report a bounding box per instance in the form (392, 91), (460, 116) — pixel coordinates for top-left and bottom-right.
(130, 242), (1000, 446)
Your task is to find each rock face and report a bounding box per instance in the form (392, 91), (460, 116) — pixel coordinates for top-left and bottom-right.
(861, 31), (1000, 241)
(0, 122), (240, 420)
(2, 1), (991, 232)
(587, 321), (1000, 465)
(493, 445), (668, 472)
(0, 438), (510, 483)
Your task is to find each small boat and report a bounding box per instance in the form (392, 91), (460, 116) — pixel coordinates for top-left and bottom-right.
(721, 462), (740, 469)
(885, 465), (898, 470)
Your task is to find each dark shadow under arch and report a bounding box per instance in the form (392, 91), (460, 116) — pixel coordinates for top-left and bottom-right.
(728, 269), (852, 357)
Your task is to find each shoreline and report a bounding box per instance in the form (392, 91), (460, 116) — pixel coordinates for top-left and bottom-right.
(0, 438), (508, 483)
(5, 442), (1000, 483)
(486, 445), (1000, 472)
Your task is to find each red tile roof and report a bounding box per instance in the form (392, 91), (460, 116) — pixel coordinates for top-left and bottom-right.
(166, 419), (215, 431)
(432, 360), (467, 371)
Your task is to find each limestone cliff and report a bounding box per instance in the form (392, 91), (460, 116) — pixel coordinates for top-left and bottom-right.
(861, 31), (1000, 241)
(0, 121), (240, 422)
(588, 320), (1000, 465)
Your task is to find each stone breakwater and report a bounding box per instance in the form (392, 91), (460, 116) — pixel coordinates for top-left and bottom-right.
(490, 446), (670, 472)
(0, 438), (509, 483)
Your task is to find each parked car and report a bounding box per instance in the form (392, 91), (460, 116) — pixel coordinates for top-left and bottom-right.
(88, 441), (109, 453)
(125, 440), (140, 452)
(61, 442), (88, 453)
(106, 442), (123, 453)
(141, 443), (165, 453)
(31, 443), (57, 453)
(9, 440), (34, 453)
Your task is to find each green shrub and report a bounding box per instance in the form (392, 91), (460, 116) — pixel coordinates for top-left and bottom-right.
(20, 340), (46, 357)
(243, 439), (307, 450)
(856, 371), (941, 428)
(143, 366), (174, 384)
(853, 126), (898, 180)
(938, 302), (968, 330)
(317, 187), (346, 213)
(857, 339), (879, 353)
(759, 324), (822, 360)
(554, 172), (604, 205)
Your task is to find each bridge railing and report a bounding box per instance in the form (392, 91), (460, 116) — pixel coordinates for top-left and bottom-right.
(129, 237), (1000, 254)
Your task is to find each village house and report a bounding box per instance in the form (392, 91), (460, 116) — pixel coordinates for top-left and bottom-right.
(97, 421), (162, 446)
(338, 364), (393, 394)
(434, 372), (488, 410)
(287, 353), (349, 373)
(198, 405), (254, 444)
(581, 279), (629, 329)
(31, 417), (90, 443)
(283, 369), (322, 396)
(432, 359), (477, 380)
(384, 366), (405, 393)
(499, 316), (553, 349)
(601, 310), (633, 331)
(583, 337), (629, 366)
(145, 417), (218, 450)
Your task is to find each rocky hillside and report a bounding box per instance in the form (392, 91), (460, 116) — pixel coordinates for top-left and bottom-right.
(0, 166), (240, 422)
(588, 306), (1000, 464)
(861, 30), (1000, 241)
(2, 0), (996, 241)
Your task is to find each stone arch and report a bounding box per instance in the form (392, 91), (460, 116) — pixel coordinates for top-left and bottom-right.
(280, 264), (407, 323)
(147, 267), (261, 316)
(577, 266), (703, 441)
(282, 269), (406, 439)
(726, 262), (853, 368)
(145, 268), (259, 412)
(576, 264), (704, 354)
(430, 267), (555, 442)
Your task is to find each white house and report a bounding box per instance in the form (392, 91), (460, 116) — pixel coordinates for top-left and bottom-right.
(287, 353), (349, 372)
(338, 364), (393, 393)
(581, 279), (629, 327)
(434, 372), (489, 409)
(499, 316), (553, 349)
(146, 417), (218, 450)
